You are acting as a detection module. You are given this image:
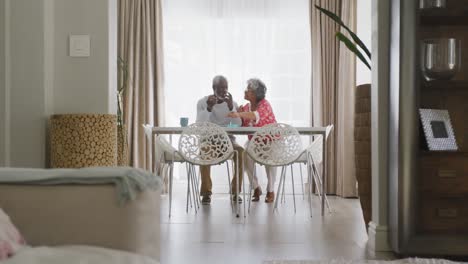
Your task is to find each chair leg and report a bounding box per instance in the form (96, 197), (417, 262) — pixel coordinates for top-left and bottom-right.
(169, 163), (174, 218)
(248, 163), (256, 213)
(311, 161), (332, 213)
(312, 164), (322, 201)
(188, 165), (195, 208)
(226, 161), (232, 201)
(197, 166), (203, 204)
(274, 166), (286, 211)
(281, 167), (286, 204)
(192, 165), (201, 208)
(307, 158), (313, 218)
(189, 164), (199, 213)
(299, 163), (305, 200)
(226, 160), (234, 193)
(320, 174), (332, 213)
(290, 165), (296, 214)
(158, 154), (167, 193)
(234, 151), (240, 218)
(242, 160), (246, 219)
(185, 163), (191, 213)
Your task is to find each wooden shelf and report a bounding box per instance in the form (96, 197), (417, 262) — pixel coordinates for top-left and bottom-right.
(419, 190), (468, 199)
(422, 80), (468, 90)
(420, 8), (468, 26)
(390, 1), (468, 255)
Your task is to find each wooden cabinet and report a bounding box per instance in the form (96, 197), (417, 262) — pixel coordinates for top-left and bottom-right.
(419, 195), (468, 234)
(417, 0), (468, 238)
(419, 153), (468, 195)
(420, 1), (468, 26)
(419, 153), (468, 236)
(389, 0), (468, 256)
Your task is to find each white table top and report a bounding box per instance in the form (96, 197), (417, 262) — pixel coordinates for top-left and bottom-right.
(151, 126), (328, 135)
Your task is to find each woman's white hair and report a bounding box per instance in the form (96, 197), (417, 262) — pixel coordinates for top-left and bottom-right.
(247, 78), (267, 102)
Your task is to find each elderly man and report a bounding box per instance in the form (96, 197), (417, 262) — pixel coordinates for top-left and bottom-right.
(196, 75), (244, 205)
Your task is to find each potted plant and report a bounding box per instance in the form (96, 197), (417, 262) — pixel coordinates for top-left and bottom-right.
(117, 57), (129, 166)
(315, 5), (372, 231)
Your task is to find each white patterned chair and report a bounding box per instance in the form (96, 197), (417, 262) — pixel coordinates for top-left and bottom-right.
(144, 125), (179, 218)
(294, 125), (333, 217)
(154, 135), (185, 218)
(245, 123), (303, 213)
(178, 122), (245, 217)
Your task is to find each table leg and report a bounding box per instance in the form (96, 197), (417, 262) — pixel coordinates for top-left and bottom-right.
(322, 131), (326, 216)
(150, 132), (155, 174)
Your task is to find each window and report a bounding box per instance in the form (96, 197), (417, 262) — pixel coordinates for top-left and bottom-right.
(162, 0), (311, 127)
(162, 0), (311, 184)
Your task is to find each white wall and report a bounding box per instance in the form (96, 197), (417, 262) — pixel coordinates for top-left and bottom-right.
(0, 0), (5, 166)
(53, 0), (116, 114)
(108, 0), (117, 115)
(9, 0), (47, 167)
(1, 0), (117, 167)
(356, 0), (372, 85)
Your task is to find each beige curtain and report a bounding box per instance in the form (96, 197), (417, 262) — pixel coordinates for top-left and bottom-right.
(310, 0), (357, 197)
(118, 0), (165, 170)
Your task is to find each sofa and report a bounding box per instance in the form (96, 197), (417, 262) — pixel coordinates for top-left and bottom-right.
(0, 168), (161, 263)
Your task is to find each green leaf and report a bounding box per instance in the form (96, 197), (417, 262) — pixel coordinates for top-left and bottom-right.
(117, 56), (128, 126)
(117, 56), (128, 93)
(336, 32), (371, 70)
(315, 5), (371, 60)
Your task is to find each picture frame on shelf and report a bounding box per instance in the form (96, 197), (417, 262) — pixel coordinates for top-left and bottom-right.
(419, 109), (458, 151)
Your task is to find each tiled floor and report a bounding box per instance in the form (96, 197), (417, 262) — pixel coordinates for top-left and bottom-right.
(160, 183), (395, 264)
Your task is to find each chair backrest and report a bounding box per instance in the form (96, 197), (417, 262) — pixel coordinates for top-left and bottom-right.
(306, 124), (333, 164)
(246, 123), (303, 167)
(325, 125), (333, 140)
(178, 122), (233, 166)
(156, 135), (182, 162)
(143, 124), (153, 141)
(307, 136), (323, 164)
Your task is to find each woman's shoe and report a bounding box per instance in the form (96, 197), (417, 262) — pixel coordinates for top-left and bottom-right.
(265, 192), (274, 203)
(231, 195), (243, 204)
(252, 187), (262, 202)
(201, 194), (211, 205)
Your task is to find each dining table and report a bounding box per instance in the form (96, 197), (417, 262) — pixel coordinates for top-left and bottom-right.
(144, 125), (333, 216)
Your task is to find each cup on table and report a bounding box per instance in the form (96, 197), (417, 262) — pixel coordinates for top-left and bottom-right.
(180, 117), (189, 127)
(227, 122), (239, 128)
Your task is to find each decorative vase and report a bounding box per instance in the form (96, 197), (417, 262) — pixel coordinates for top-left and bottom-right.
(419, 0), (446, 9)
(49, 114), (117, 168)
(421, 38), (461, 81)
(117, 124), (129, 166)
(354, 84), (372, 231)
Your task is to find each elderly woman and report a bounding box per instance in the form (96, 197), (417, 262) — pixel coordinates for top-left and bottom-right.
(227, 78), (277, 203)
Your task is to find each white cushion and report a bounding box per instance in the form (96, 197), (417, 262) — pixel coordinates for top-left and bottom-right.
(294, 137), (323, 165)
(155, 136), (184, 162)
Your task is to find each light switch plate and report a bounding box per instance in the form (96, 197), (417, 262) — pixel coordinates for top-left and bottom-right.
(69, 35), (90, 57)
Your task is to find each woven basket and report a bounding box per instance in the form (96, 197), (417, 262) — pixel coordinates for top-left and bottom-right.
(354, 84), (372, 230)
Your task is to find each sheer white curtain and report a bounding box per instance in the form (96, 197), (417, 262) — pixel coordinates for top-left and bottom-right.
(162, 0), (310, 127)
(162, 0), (311, 185)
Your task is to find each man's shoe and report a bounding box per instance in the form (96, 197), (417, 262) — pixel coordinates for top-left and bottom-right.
(265, 192), (274, 203)
(201, 195), (211, 205)
(252, 187), (262, 202)
(231, 195), (243, 204)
